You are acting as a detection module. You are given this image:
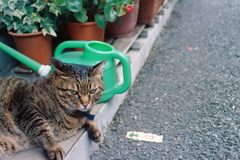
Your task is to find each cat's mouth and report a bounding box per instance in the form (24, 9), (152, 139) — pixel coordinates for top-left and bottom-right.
(78, 104), (91, 112)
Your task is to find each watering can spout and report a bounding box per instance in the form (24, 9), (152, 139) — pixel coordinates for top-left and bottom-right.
(0, 42), (51, 76)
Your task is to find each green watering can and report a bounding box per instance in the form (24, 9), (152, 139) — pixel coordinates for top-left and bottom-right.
(0, 41), (131, 103)
(53, 41), (131, 102)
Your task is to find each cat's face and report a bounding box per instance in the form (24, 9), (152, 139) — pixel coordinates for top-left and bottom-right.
(50, 58), (106, 112)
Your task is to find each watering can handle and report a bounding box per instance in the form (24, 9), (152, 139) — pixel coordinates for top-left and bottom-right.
(112, 50), (131, 94)
(54, 41), (87, 57)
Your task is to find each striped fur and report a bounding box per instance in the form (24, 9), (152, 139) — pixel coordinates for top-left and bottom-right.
(0, 58), (106, 160)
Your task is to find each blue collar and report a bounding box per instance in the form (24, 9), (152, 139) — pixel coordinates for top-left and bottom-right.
(84, 112), (95, 120)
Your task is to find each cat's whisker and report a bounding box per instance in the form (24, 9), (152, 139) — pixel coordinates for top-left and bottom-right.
(64, 108), (74, 116)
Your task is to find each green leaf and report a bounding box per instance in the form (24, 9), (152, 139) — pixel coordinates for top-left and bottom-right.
(95, 13), (107, 28)
(30, 12), (42, 24)
(52, 16), (58, 31)
(13, 21), (21, 30)
(13, 8), (27, 19)
(42, 27), (57, 37)
(31, 0), (46, 12)
(129, 1), (134, 5)
(73, 8), (87, 22)
(94, 0), (98, 5)
(48, 3), (61, 16)
(118, 0), (130, 3)
(98, 2), (105, 10)
(24, 24), (39, 33)
(8, 0), (17, 10)
(7, 24), (13, 30)
(40, 17), (57, 36)
(23, 16), (31, 25)
(106, 0), (117, 6)
(16, 29), (23, 34)
(40, 17), (54, 28)
(1, 16), (12, 25)
(0, 0), (8, 4)
(32, 26), (39, 33)
(0, 5), (5, 12)
(16, 0), (28, 9)
(104, 3), (116, 22)
(25, 6), (34, 13)
(18, 8), (27, 15)
(52, 0), (64, 5)
(66, 0), (82, 12)
(4, 9), (15, 18)
(116, 2), (125, 16)
(0, 0), (8, 5)
(116, 16), (121, 24)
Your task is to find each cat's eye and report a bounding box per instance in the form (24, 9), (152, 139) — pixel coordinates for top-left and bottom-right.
(69, 90), (78, 95)
(90, 89), (97, 94)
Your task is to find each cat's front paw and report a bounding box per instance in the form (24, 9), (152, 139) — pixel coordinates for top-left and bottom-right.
(85, 120), (101, 142)
(88, 128), (101, 142)
(44, 144), (65, 160)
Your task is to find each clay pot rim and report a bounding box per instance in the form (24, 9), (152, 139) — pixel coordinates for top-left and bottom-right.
(67, 21), (98, 26)
(8, 31), (44, 37)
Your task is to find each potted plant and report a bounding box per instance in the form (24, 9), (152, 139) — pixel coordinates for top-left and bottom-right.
(105, 0), (140, 38)
(0, 0), (61, 69)
(56, 0), (134, 48)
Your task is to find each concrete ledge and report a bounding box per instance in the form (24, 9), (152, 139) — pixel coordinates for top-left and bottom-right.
(1, 0), (177, 159)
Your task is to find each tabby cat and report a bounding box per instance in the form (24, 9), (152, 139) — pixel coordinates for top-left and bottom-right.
(0, 58), (106, 160)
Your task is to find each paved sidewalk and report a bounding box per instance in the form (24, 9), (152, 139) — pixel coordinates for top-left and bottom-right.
(92, 0), (240, 159)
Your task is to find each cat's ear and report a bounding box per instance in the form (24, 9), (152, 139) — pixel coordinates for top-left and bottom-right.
(92, 59), (107, 79)
(50, 57), (71, 78)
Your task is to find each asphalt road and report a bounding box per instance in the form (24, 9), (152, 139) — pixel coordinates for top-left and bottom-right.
(91, 0), (240, 159)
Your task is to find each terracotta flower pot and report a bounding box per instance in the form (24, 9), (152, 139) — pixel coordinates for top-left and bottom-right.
(8, 31), (52, 70)
(106, 0), (140, 38)
(137, 0), (165, 24)
(66, 22), (105, 51)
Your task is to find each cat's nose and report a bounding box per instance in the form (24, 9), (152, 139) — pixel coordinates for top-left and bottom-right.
(82, 102), (89, 108)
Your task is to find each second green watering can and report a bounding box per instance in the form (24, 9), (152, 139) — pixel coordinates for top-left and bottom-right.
(53, 41), (131, 103)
